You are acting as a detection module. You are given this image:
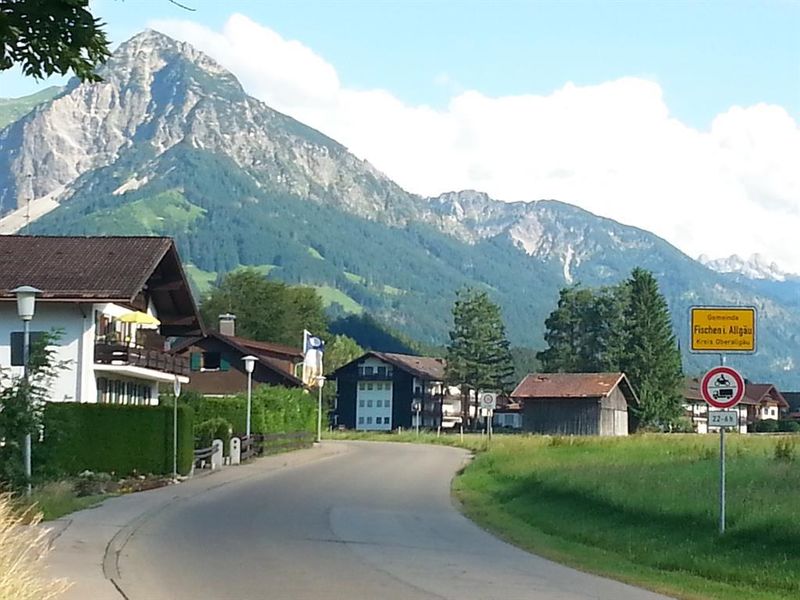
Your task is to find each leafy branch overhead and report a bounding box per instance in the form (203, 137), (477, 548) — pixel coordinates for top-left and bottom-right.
(0, 0), (111, 82)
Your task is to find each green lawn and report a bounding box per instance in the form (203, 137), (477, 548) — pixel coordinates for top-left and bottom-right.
(453, 434), (800, 600)
(313, 285), (363, 314)
(327, 431), (800, 599)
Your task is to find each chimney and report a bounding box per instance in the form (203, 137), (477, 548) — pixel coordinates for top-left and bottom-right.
(219, 313), (236, 337)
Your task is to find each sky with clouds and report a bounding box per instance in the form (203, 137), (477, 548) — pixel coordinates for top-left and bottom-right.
(2, 1), (798, 272)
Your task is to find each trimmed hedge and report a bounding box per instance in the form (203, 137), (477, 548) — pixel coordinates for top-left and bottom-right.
(186, 386), (316, 436)
(42, 403), (194, 476)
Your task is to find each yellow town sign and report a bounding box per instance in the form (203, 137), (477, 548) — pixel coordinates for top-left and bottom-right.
(690, 306), (756, 353)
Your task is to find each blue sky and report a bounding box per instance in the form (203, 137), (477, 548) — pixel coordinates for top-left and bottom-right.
(1, 1), (798, 270)
(2, 1), (797, 128)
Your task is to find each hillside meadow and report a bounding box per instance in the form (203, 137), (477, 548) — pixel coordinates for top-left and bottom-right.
(329, 431), (800, 599)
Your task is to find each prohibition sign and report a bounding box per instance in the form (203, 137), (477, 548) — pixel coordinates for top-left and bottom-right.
(701, 366), (745, 409)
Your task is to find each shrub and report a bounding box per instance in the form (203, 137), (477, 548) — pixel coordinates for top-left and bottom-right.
(774, 438), (796, 462)
(253, 385), (316, 434)
(778, 420), (800, 433)
(192, 396), (265, 436)
(0, 493), (70, 599)
(755, 420), (780, 433)
(195, 418), (232, 454)
(42, 403), (194, 476)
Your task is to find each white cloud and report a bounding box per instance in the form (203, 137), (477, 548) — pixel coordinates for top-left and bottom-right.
(150, 14), (800, 274)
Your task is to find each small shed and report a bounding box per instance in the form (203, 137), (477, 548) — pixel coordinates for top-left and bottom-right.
(511, 372), (638, 436)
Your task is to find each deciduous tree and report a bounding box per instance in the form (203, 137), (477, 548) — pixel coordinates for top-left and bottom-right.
(0, 0), (111, 82)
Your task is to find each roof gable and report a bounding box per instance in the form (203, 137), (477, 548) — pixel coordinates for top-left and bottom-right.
(0, 236), (203, 336)
(332, 351), (446, 381)
(512, 372), (638, 404)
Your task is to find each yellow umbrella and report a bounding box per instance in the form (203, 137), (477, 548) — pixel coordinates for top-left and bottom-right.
(118, 311), (161, 327)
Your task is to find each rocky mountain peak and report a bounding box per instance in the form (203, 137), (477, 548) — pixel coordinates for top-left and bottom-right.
(698, 253), (794, 282)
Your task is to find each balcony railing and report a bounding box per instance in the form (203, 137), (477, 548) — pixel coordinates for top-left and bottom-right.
(357, 371), (394, 380)
(95, 343), (189, 376)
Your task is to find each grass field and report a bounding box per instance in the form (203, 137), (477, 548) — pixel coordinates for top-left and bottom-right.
(327, 431), (800, 599)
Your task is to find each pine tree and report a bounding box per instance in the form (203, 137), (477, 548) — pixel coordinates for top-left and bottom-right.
(445, 288), (514, 428)
(620, 268), (684, 429)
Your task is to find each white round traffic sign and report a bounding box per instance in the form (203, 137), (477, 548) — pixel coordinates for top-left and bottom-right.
(701, 366), (745, 409)
(479, 393), (497, 410)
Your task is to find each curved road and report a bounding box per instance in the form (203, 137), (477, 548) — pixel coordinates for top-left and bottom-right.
(118, 441), (669, 599)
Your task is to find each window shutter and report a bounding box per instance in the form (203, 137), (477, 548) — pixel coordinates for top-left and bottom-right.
(190, 352), (201, 371)
(220, 357), (230, 371)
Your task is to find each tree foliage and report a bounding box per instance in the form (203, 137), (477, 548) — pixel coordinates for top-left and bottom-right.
(619, 268), (684, 429)
(0, 0), (111, 82)
(0, 330), (65, 486)
(200, 268), (328, 347)
(446, 288), (514, 427)
(537, 268), (684, 429)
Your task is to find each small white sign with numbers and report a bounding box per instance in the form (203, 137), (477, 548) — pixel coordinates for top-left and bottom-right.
(709, 410), (738, 428)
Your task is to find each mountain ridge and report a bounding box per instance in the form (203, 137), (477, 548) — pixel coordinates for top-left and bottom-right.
(2, 29), (799, 387)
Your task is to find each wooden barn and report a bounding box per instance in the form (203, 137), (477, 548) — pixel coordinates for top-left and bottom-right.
(511, 373), (638, 436)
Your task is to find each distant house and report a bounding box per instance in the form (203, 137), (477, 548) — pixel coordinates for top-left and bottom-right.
(511, 373), (638, 436)
(0, 236), (202, 405)
(331, 352), (446, 431)
(171, 314), (303, 394)
(492, 395), (523, 430)
(743, 383), (789, 429)
(682, 378), (788, 433)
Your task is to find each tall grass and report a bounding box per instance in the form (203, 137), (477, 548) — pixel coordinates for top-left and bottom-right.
(454, 434), (800, 600)
(0, 493), (70, 600)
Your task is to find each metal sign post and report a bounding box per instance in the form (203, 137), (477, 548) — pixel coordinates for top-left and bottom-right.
(479, 393), (496, 441)
(412, 401), (421, 436)
(700, 364), (744, 535)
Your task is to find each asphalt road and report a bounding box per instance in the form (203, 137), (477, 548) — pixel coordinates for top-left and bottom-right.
(118, 441), (670, 600)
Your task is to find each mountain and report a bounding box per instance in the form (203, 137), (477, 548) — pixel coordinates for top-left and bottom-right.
(0, 86), (62, 129)
(1, 30), (799, 388)
(699, 253), (794, 282)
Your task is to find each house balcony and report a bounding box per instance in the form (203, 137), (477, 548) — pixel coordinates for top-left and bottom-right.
(94, 342), (190, 381)
(357, 371), (394, 380)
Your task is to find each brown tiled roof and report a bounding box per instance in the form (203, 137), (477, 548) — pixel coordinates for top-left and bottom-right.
(229, 335), (303, 358)
(372, 352), (446, 381)
(744, 383), (789, 408)
(0, 236), (172, 301)
(512, 372), (638, 404)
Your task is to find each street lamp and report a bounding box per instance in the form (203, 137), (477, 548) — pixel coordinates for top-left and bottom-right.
(11, 285), (41, 496)
(173, 376), (181, 482)
(315, 375), (326, 443)
(242, 356), (257, 438)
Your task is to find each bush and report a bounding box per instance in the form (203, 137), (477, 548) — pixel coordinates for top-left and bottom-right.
(195, 418), (232, 454)
(755, 420), (780, 433)
(774, 438), (796, 462)
(778, 420), (800, 433)
(42, 403), (194, 476)
(192, 396), (265, 436)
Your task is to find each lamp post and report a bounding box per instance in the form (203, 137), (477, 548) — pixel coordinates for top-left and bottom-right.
(173, 376), (182, 482)
(242, 356), (257, 438)
(315, 376), (326, 443)
(12, 285), (41, 497)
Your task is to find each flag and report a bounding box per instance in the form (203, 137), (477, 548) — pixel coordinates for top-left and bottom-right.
(302, 330), (325, 387)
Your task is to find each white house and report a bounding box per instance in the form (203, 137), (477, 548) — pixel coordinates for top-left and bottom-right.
(0, 236), (203, 405)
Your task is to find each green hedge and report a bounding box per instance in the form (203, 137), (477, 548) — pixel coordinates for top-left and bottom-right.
(42, 403), (194, 476)
(189, 396), (265, 436)
(186, 386), (316, 435)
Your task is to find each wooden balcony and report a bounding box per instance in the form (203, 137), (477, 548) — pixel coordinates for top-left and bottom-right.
(94, 343), (190, 376)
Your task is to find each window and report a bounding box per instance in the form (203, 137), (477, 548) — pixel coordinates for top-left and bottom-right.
(377, 366), (387, 377)
(376, 400), (382, 408)
(385, 399), (391, 408)
(375, 382), (382, 391)
(202, 352), (221, 370)
(359, 382), (366, 390)
(415, 386), (422, 395)
(359, 399), (365, 407)
(10, 331), (47, 366)
(358, 416), (364, 424)
(364, 366), (374, 376)
(367, 417), (372, 424)
(367, 383), (373, 390)
(367, 400), (373, 407)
